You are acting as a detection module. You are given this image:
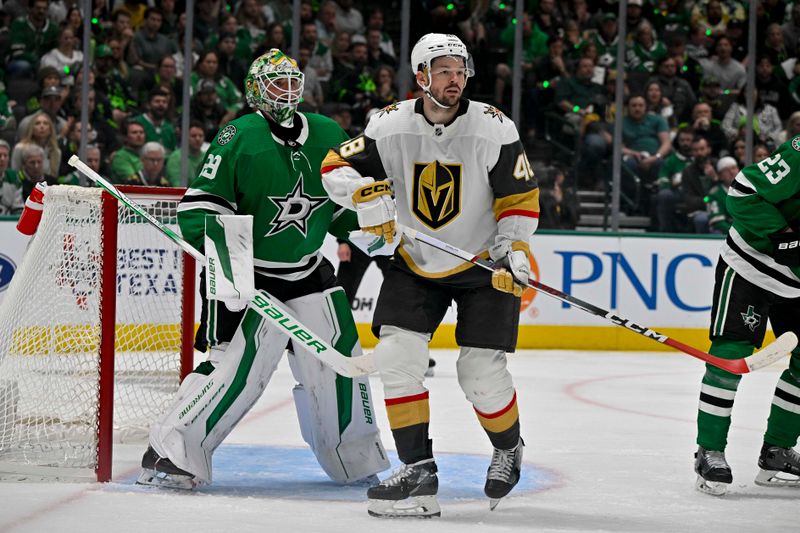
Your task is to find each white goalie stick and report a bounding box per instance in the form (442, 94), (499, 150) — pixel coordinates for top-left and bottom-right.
(68, 155), (374, 378)
(397, 224), (797, 374)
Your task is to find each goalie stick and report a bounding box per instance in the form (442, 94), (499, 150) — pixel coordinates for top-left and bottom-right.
(68, 155), (374, 378)
(397, 224), (797, 374)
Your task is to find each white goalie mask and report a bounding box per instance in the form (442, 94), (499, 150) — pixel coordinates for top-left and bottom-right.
(410, 33), (474, 109)
(245, 49), (305, 127)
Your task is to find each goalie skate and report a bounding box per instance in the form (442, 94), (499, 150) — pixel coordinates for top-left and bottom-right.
(694, 446), (732, 496)
(366, 459), (440, 518)
(485, 438), (524, 510)
(136, 446), (200, 490)
(754, 442), (800, 488)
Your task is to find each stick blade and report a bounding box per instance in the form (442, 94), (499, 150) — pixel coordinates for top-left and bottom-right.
(746, 332), (798, 372)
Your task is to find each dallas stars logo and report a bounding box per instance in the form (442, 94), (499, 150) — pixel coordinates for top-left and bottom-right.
(265, 178), (327, 237)
(740, 305), (761, 332)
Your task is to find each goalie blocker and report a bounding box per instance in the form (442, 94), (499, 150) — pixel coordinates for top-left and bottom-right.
(142, 286), (389, 486)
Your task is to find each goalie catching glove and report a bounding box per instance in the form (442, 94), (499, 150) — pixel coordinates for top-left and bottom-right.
(351, 181), (396, 243)
(489, 240), (531, 297)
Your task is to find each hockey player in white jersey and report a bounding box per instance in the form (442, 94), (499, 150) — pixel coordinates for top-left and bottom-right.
(321, 33), (539, 517)
(136, 51), (389, 490)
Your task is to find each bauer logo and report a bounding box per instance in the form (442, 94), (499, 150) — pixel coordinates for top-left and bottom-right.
(0, 253), (16, 293)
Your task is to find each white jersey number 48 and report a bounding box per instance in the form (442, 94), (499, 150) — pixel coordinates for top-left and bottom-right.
(513, 152), (534, 181)
(757, 154), (790, 184)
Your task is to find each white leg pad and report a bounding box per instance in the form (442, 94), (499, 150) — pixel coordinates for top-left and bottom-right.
(456, 346), (515, 413)
(148, 309), (289, 484)
(373, 326), (430, 399)
(285, 287), (390, 482)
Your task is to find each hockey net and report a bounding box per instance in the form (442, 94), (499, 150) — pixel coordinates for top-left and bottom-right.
(0, 185), (195, 481)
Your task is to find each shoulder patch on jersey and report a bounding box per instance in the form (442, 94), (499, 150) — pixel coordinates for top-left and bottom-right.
(792, 136), (800, 152)
(217, 124), (237, 145)
(483, 104), (504, 123)
(378, 102), (400, 118)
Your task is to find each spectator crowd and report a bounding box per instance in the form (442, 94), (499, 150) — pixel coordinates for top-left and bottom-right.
(0, 0), (798, 235)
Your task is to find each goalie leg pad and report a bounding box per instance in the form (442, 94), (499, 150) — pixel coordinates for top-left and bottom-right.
(285, 287), (389, 483)
(147, 308), (290, 484)
(456, 346), (515, 414)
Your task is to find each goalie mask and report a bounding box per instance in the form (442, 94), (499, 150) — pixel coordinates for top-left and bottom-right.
(245, 49), (305, 127)
(410, 33), (474, 109)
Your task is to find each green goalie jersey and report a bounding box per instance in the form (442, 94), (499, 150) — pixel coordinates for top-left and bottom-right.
(720, 135), (800, 297)
(178, 111), (357, 281)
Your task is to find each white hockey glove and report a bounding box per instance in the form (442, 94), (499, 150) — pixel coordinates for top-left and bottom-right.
(351, 181), (396, 243)
(489, 240), (531, 298)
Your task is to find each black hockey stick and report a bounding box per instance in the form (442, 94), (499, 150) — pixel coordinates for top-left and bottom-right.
(398, 224), (796, 374)
(68, 155), (375, 378)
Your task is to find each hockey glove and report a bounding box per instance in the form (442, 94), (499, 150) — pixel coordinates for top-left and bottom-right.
(769, 230), (800, 267)
(489, 241), (531, 297)
(352, 181), (396, 243)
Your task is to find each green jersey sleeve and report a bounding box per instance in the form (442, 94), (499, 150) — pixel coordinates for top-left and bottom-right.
(727, 135), (800, 241)
(177, 124), (239, 253)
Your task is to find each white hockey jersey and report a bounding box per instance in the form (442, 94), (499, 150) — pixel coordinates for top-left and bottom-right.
(321, 98), (539, 278)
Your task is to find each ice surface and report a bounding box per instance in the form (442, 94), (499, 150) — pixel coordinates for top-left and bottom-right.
(1, 349), (796, 532)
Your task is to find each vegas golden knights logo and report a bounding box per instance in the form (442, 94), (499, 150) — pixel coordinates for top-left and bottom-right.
(412, 161), (462, 229)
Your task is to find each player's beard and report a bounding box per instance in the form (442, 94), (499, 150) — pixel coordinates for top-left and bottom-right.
(431, 82), (463, 107)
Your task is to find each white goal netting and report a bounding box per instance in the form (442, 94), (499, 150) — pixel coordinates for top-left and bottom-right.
(0, 185), (192, 479)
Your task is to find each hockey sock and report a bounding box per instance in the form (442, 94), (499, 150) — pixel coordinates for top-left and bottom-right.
(696, 339), (748, 451)
(764, 350), (800, 448)
(475, 392), (520, 450)
(385, 391), (433, 463)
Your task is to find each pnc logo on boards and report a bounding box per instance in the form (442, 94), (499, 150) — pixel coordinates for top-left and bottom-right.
(0, 253), (16, 293)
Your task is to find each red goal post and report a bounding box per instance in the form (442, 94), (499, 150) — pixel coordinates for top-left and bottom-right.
(0, 185), (196, 482)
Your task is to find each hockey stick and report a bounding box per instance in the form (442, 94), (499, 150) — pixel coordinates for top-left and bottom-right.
(68, 155), (374, 378)
(397, 224), (797, 374)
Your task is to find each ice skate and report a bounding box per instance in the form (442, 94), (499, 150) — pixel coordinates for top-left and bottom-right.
(754, 442), (800, 488)
(136, 446), (199, 490)
(485, 438), (524, 510)
(366, 459), (440, 518)
(694, 446), (732, 496)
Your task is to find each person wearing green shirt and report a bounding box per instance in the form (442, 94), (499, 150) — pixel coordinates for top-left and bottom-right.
(626, 20), (668, 74)
(165, 121), (206, 186)
(133, 88), (177, 152)
(622, 94), (671, 183)
(495, 13), (548, 107)
(655, 126), (694, 232)
(7, 0), (58, 76)
(110, 121), (145, 183)
(191, 51), (244, 125)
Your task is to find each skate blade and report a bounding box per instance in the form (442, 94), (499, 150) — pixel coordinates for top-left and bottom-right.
(136, 468), (198, 490)
(695, 475), (728, 496)
(489, 498), (501, 511)
(754, 469), (800, 488)
(367, 495), (441, 518)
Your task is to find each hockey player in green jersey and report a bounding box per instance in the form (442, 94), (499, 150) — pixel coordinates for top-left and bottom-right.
(694, 135), (800, 495)
(137, 50), (389, 490)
